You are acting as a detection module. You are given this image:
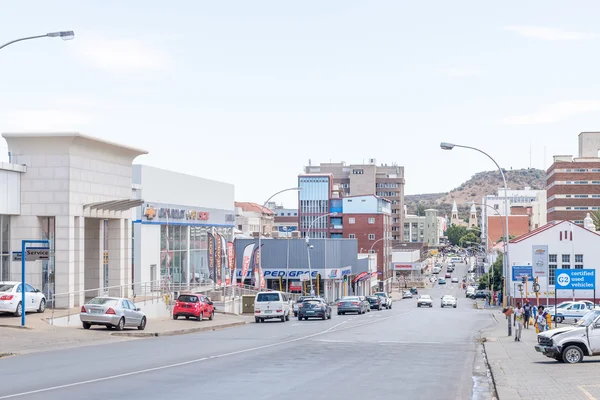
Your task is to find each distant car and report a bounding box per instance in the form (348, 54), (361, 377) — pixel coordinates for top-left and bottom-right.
(254, 291), (291, 323)
(466, 287), (476, 298)
(374, 292), (392, 309)
(359, 296), (371, 312)
(0, 281), (46, 317)
(445, 273), (452, 278)
(417, 295), (433, 308)
(366, 296), (383, 310)
(298, 298), (331, 320)
(438, 278), (447, 285)
(474, 291), (487, 299)
(80, 297), (146, 331)
(293, 296), (316, 317)
(441, 295), (457, 308)
(402, 291), (413, 299)
(337, 296), (368, 315)
(173, 293), (215, 321)
(410, 287), (419, 295)
(451, 277), (459, 283)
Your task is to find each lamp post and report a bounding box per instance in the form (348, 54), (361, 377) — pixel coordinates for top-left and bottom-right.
(369, 237), (387, 295)
(305, 212), (338, 295)
(257, 187), (302, 283)
(1, 31), (75, 51)
(441, 142), (511, 336)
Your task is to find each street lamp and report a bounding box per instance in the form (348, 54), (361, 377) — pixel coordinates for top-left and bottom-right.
(1, 31), (75, 51)
(441, 142), (511, 336)
(305, 212), (338, 295)
(257, 187), (302, 286)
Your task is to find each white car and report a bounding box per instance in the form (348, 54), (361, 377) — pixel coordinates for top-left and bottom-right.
(451, 277), (459, 283)
(402, 291), (413, 299)
(417, 295), (433, 308)
(254, 291), (291, 323)
(554, 301), (599, 323)
(441, 295), (457, 308)
(0, 281), (47, 316)
(374, 292), (393, 309)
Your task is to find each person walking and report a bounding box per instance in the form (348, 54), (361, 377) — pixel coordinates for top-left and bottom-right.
(536, 306), (547, 333)
(514, 302), (524, 341)
(532, 304), (538, 321)
(523, 301), (532, 329)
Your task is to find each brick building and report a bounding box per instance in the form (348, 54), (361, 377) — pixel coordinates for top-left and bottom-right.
(547, 132), (600, 225)
(487, 215), (530, 244)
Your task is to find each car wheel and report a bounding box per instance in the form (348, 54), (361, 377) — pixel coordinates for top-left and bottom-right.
(453, 305), (457, 308)
(441, 305), (444, 308)
(173, 314), (178, 320)
(37, 299), (46, 313)
(298, 316), (303, 321)
(556, 316), (564, 323)
(285, 313), (290, 321)
(14, 302), (22, 317)
(280, 315), (285, 322)
(337, 312), (341, 315)
(115, 317), (125, 331)
(255, 317), (260, 323)
(328, 312), (332, 319)
(430, 305), (433, 308)
(82, 322), (91, 329)
(198, 312), (204, 322)
(563, 345), (584, 364)
(417, 304), (420, 307)
(294, 312), (298, 317)
(209, 311), (214, 321)
(138, 317), (147, 330)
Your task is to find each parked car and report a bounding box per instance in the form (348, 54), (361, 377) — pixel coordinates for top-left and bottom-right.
(80, 297), (146, 331)
(402, 291), (413, 299)
(337, 296), (368, 315)
(554, 301), (600, 323)
(0, 281), (46, 317)
(293, 296), (315, 317)
(173, 293), (215, 321)
(473, 290), (488, 299)
(298, 298), (331, 320)
(358, 296), (371, 312)
(374, 292), (392, 309)
(254, 291), (291, 323)
(417, 295), (433, 308)
(438, 278), (447, 285)
(441, 295), (457, 308)
(367, 295), (384, 310)
(466, 287), (476, 298)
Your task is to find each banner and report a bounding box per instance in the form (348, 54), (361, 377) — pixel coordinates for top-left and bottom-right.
(228, 241), (235, 286)
(207, 232), (215, 281)
(532, 245), (548, 277)
(215, 233), (223, 286)
(240, 243), (255, 285)
(221, 235), (229, 285)
(252, 244), (266, 290)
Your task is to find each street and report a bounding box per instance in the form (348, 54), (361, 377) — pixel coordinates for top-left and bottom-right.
(0, 261), (494, 400)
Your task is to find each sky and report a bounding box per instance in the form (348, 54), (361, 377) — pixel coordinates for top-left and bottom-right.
(2, 1), (600, 209)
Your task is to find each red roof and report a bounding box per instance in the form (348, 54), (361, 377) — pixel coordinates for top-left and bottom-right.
(510, 220), (600, 243)
(234, 202), (274, 215)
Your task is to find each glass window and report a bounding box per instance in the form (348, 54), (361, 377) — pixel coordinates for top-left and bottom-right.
(349, 234), (355, 239)
(41, 217), (56, 302)
(549, 264), (557, 284)
(369, 234), (375, 240)
(0, 215), (9, 281)
(562, 254), (570, 263)
(349, 218), (355, 224)
(549, 254), (557, 263)
(575, 254), (583, 263)
(368, 218), (375, 224)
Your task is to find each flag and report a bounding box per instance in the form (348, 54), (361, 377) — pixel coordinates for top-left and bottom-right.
(252, 244), (265, 289)
(240, 243), (255, 285)
(207, 232), (215, 281)
(228, 241), (235, 285)
(215, 233), (223, 286)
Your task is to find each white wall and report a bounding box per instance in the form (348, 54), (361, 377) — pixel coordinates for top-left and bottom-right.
(134, 223), (160, 287)
(0, 164), (22, 215)
(391, 250), (420, 263)
(343, 196), (378, 214)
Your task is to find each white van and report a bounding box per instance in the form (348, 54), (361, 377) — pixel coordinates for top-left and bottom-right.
(254, 291), (291, 323)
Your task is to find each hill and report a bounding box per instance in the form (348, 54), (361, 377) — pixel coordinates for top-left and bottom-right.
(405, 168), (546, 217)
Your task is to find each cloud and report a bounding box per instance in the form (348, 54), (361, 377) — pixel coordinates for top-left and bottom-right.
(504, 26), (597, 41)
(0, 109), (95, 131)
(443, 66), (485, 78)
(501, 100), (600, 125)
(71, 37), (170, 73)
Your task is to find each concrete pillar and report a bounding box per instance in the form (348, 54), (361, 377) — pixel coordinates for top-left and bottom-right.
(54, 215), (75, 308)
(185, 225), (190, 290)
(107, 219), (125, 297)
(84, 219), (102, 296)
(123, 219), (132, 297)
(73, 216), (85, 307)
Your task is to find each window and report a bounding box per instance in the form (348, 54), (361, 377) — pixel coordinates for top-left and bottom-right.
(549, 254), (557, 284)
(562, 254), (570, 263)
(349, 218), (355, 224)
(368, 218), (375, 224)
(368, 234), (375, 240)
(562, 265), (571, 269)
(349, 234), (355, 239)
(352, 169), (364, 175)
(575, 254), (583, 263)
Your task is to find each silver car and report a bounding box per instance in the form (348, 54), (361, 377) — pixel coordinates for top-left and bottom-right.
(80, 297), (147, 331)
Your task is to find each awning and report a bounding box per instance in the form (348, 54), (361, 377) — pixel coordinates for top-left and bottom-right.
(84, 199), (144, 212)
(352, 271), (368, 283)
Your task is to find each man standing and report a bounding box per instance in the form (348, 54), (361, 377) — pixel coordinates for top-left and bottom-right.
(536, 306), (547, 333)
(523, 301), (532, 329)
(514, 302), (524, 341)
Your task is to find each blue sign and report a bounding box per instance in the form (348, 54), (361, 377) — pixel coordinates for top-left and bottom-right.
(555, 269), (596, 290)
(512, 266), (533, 282)
(278, 226), (297, 232)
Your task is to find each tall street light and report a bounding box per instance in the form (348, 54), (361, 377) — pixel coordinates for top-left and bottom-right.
(305, 212), (338, 295)
(441, 142), (511, 336)
(1, 31), (75, 51)
(369, 237), (387, 294)
(257, 187), (302, 285)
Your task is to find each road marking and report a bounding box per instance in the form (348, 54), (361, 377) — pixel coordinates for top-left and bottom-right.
(579, 385), (599, 400)
(0, 316), (393, 399)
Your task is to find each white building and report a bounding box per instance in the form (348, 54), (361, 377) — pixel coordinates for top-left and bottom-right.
(234, 202), (274, 238)
(508, 218), (600, 303)
(132, 165), (235, 289)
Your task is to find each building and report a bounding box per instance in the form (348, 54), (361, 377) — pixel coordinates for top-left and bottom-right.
(132, 165), (235, 288)
(403, 209), (441, 246)
(298, 173), (342, 239)
(450, 201), (468, 227)
(486, 215), (530, 245)
(391, 249), (428, 286)
(508, 218), (600, 304)
(547, 132), (600, 225)
(342, 195), (392, 290)
(303, 159), (405, 242)
(233, 238), (360, 301)
(268, 203), (298, 238)
(234, 202), (274, 238)
(1, 132), (146, 308)
(468, 204), (478, 228)
(481, 188), (547, 235)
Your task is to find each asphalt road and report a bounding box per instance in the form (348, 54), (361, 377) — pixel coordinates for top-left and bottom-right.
(0, 260), (493, 400)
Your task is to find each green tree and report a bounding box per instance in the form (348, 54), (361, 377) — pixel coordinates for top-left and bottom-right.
(591, 210), (600, 230)
(496, 235), (516, 243)
(446, 224), (468, 246)
(416, 202), (426, 216)
(459, 232), (480, 247)
(477, 252), (503, 291)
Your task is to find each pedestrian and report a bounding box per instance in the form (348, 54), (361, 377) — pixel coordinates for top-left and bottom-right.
(493, 293), (498, 306)
(532, 304), (538, 321)
(514, 302), (524, 341)
(536, 306), (546, 333)
(523, 301), (532, 329)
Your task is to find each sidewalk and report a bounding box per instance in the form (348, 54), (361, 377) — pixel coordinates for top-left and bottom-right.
(483, 313), (600, 400)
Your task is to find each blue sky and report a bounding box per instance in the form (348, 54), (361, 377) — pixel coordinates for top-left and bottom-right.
(2, 1), (600, 208)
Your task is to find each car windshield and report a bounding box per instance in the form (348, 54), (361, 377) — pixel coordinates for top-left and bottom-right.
(88, 298), (119, 306)
(420, 295), (431, 299)
(303, 299), (323, 305)
(443, 296), (454, 300)
(178, 295), (199, 303)
(342, 297), (359, 301)
(375, 293), (386, 297)
(297, 296), (313, 303)
(257, 293), (280, 302)
(0, 284), (16, 292)
(576, 310), (600, 327)
(367, 296), (378, 301)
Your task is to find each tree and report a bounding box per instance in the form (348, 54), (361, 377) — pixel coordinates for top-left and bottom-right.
(459, 232), (480, 247)
(446, 224), (468, 246)
(592, 210), (600, 230)
(416, 202), (426, 216)
(496, 235), (516, 243)
(477, 252), (503, 291)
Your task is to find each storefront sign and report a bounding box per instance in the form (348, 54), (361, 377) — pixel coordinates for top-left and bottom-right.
(237, 270), (319, 278)
(289, 281), (302, 291)
(532, 245), (548, 277)
(143, 204), (210, 221)
(393, 263), (414, 270)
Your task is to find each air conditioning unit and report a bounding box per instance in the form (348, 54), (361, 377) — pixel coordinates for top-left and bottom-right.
(291, 231), (301, 238)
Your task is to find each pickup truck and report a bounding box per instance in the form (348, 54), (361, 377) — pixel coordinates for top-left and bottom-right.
(535, 309), (600, 363)
(553, 301), (598, 323)
(374, 292), (392, 309)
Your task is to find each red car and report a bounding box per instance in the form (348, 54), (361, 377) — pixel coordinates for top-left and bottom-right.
(445, 273), (452, 278)
(173, 293), (215, 321)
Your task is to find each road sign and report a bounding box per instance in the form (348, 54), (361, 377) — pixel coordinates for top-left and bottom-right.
(555, 269), (595, 290)
(12, 247), (50, 262)
(512, 266), (533, 282)
(299, 274), (310, 282)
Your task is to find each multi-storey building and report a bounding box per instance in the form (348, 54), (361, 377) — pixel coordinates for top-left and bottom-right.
(234, 202), (274, 238)
(403, 209), (441, 246)
(303, 159), (405, 242)
(267, 203), (298, 238)
(547, 132), (600, 225)
(342, 195), (392, 291)
(298, 174), (338, 239)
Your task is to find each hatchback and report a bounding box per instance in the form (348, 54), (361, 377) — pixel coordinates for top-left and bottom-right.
(173, 293), (215, 321)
